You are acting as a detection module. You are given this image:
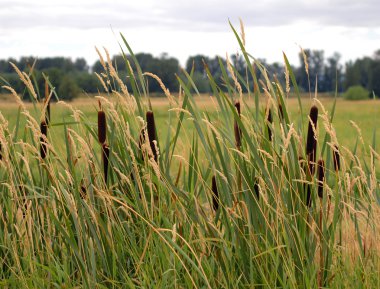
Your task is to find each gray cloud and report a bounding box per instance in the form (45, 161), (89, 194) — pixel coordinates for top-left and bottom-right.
(0, 0), (379, 32)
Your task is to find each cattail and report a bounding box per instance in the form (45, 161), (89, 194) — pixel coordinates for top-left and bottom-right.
(40, 120), (48, 159)
(306, 105), (318, 175)
(254, 179), (259, 199)
(333, 144), (341, 171)
(98, 109), (106, 144)
(0, 141), (2, 161)
(45, 79), (51, 125)
(317, 159), (325, 198)
(102, 144), (110, 183)
(146, 111), (158, 162)
(234, 101), (242, 148)
(211, 176), (219, 212)
(266, 107), (273, 141)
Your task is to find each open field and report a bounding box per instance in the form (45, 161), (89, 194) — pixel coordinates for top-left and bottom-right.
(0, 34), (379, 288)
(0, 95), (379, 150)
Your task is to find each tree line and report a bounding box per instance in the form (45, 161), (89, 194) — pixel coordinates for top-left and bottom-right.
(0, 49), (379, 100)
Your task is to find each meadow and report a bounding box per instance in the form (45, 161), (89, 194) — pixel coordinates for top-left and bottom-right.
(0, 27), (379, 288)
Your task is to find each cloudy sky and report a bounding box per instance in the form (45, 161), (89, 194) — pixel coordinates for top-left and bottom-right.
(1, 0), (379, 67)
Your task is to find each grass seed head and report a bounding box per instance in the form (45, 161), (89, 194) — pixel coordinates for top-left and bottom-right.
(45, 80), (51, 125)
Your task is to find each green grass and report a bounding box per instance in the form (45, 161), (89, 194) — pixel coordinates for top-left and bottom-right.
(0, 27), (379, 288)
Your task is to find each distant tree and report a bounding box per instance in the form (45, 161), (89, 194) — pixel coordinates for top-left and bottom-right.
(369, 58), (380, 97)
(186, 55), (210, 75)
(74, 58), (89, 72)
(324, 52), (342, 92)
(58, 75), (79, 101)
(93, 60), (105, 73)
(344, 57), (372, 90)
(296, 49), (325, 92)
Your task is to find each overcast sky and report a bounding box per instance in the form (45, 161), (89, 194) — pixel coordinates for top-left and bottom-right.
(1, 0), (379, 67)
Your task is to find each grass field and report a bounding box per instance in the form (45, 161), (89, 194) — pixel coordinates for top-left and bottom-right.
(1, 95), (378, 151)
(0, 29), (379, 288)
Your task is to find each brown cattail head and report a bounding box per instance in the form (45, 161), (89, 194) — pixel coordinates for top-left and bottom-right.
(254, 179), (259, 199)
(333, 144), (341, 171)
(234, 100), (242, 148)
(211, 176), (219, 212)
(146, 110), (158, 161)
(266, 107), (273, 141)
(45, 79), (51, 125)
(102, 143), (110, 183)
(317, 159), (325, 198)
(40, 120), (48, 159)
(0, 141), (2, 161)
(306, 105), (318, 175)
(98, 110), (106, 144)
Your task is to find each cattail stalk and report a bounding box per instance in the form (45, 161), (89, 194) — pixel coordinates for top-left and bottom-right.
(146, 111), (158, 162)
(234, 101), (242, 148)
(317, 159), (326, 287)
(40, 120), (48, 159)
(102, 144), (110, 183)
(306, 105), (318, 175)
(211, 176), (219, 212)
